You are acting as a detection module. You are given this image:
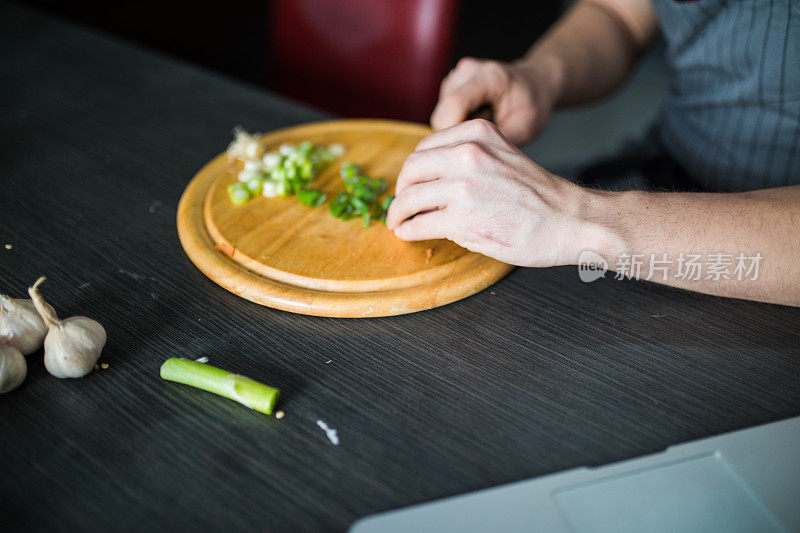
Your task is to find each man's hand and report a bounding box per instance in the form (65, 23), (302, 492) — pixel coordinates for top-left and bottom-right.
(430, 58), (561, 146)
(387, 120), (800, 306)
(429, 1), (658, 145)
(386, 119), (599, 266)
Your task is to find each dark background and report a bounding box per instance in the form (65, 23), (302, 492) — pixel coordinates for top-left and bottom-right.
(12, 0), (563, 109)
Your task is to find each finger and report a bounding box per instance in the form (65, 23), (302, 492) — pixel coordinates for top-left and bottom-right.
(393, 209), (451, 242)
(385, 179), (450, 230)
(415, 118), (498, 152)
(439, 57), (481, 98)
(430, 74), (494, 131)
(494, 102), (538, 146)
(394, 146), (450, 197)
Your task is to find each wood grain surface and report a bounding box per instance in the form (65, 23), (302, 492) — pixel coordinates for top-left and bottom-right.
(178, 120), (513, 317)
(1, 4), (799, 533)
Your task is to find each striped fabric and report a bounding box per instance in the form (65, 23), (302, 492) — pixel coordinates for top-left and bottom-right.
(652, 0), (799, 191)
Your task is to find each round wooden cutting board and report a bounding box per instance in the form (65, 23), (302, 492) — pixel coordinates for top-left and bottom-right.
(177, 119), (513, 317)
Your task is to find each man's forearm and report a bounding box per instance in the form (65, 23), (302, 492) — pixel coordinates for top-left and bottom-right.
(518, 0), (658, 107)
(577, 186), (800, 306)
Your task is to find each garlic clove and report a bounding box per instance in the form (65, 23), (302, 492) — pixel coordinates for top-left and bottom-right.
(28, 277), (107, 379)
(0, 293), (52, 355)
(0, 343), (27, 393)
(43, 316), (107, 378)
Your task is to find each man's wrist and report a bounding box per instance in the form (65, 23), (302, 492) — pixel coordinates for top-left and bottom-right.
(568, 186), (631, 266)
(514, 51), (566, 110)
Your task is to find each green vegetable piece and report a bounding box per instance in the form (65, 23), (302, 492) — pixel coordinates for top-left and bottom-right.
(300, 160), (315, 180)
(271, 166), (286, 181)
(227, 183), (252, 205)
(340, 162), (361, 179)
(354, 192), (375, 205)
(275, 180), (292, 197)
(349, 197), (369, 213)
(297, 188), (326, 207)
(371, 179), (388, 194)
(362, 211), (371, 228)
(296, 141), (313, 155)
(328, 193), (347, 216)
(160, 358), (280, 415)
(381, 195), (395, 211)
(245, 178), (263, 196)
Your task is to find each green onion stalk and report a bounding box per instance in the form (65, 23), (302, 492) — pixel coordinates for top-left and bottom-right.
(160, 358), (280, 415)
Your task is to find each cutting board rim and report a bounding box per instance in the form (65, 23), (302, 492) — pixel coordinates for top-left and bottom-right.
(176, 118), (514, 318)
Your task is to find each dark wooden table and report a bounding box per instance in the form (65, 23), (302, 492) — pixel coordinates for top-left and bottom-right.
(2, 4), (799, 531)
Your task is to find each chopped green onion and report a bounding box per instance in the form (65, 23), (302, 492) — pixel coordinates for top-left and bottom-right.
(229, 133), (345, 206)
(227, 183), (252, 204)
(300, 160), (315, 180)
(262, 152), (282, 170)
(160, 358), (280, 415)
(297, 188), (327, 207)
(328, 164), (393, 227)
(340, 162), (361, 179)
(226, 133), (394, 229)
(349, 197), (369, 213)
(271, 166), (286, 181)
(372, 179), (388, 194)
(296, 141), (313, 154)
(275, 180), (292, 197)
(329, 193), (348, 217)
(245, 178), (263, 196)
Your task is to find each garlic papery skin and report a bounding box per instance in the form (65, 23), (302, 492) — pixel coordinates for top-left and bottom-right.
(28, 277), (107, 379)
(0, 343), (27, 393)
(42, 317), (107, 378)
(0, 294), (51, 355)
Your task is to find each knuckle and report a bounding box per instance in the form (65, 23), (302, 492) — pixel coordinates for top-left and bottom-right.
(456, 56), (478, 70)
(456, 140), (486, 163)
(468, 118), (497, 136)
(483, 61), (510, 83)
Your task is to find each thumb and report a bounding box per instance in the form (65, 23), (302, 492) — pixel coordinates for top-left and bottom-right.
(430, 74), (494, 131)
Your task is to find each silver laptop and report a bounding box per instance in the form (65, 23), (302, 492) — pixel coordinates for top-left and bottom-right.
(351, 416), (800, 532)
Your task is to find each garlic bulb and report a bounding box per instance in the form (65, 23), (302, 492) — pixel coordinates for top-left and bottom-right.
(0, 293), (52, 355)
(0, 343), (27, 393)
(28, 277), (106, 378)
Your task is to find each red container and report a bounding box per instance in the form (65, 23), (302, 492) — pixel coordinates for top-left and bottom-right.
(270, 0), (459, 123)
